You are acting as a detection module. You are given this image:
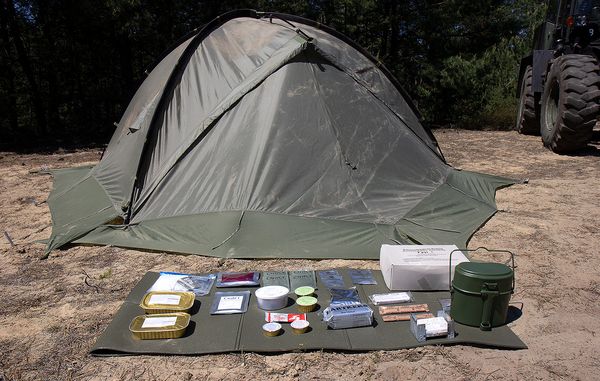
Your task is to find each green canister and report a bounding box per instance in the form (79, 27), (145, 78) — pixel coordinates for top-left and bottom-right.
(449, 249), (514, 331)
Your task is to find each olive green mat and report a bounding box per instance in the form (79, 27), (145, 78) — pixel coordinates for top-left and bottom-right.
(90, 269), (526, 356)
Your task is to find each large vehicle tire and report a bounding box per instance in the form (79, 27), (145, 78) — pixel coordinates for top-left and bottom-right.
(515, 65), (540, 135)
(540, 54), (600, 152)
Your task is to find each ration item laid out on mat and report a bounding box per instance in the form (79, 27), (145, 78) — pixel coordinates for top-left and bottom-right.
(90, 269), (526, 356)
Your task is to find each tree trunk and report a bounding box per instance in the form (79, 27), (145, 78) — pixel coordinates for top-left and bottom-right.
(0, 0), (18, 135)
(389, 1), (400, 63)
(3, 0), (47, 140)
(116, 33), (134, 100)
(378, 0), (391, 59)
(37, 2), (61, 140)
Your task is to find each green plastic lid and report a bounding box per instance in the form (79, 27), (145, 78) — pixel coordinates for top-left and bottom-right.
(294, 286), (315, 296)
(296, 296), (317, 306)
(453, 262), (513, 293)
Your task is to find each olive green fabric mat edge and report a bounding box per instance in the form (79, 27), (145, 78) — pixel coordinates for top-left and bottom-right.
(90, 269), (526, 356)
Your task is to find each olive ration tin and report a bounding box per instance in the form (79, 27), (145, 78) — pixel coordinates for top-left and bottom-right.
(140, 291), (195, 314)
(129, 312), (191, 339)
(451, 261), (514, 330)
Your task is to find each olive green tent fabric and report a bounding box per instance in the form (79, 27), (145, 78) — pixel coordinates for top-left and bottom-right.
(46, 167), (120, 253)
(90, 269), (526, 356)
(46, 11), (516, 258)
(71, 170), (513, 259)
(393, 170), (515, 248)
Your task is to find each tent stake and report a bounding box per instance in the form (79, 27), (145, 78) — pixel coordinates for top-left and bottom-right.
(3, 231), (15, 247)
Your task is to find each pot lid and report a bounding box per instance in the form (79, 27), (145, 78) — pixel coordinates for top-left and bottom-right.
(453, 262), (513, 291)
(457, 262), (512, 277)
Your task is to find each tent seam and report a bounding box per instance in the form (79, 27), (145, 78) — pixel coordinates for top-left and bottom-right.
(131, 35), (310, 217)
(123, 208), (398, 227)
(445, 180), (497, 208)
(313, 46), (445, 162)
(390, 180), (447, 226)
(307, 60), (374, 219)
(124, 11), (265, 224)
(211, 210), (245, 250)
(91, 172), (127, 215)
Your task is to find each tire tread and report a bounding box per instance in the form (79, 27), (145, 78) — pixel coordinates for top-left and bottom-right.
(516, 65), (539, 135)
(541, 55), (600, 152)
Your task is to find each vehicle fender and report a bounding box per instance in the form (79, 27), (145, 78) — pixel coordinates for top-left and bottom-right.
(516, 55), (533, 98)
(532, 50), (555, 93)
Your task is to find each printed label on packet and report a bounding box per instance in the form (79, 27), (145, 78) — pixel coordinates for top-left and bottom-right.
(370, 292), (411, 305)
(262, 271), (290, 288)
(148, 294), (181, 305)
(289, 270), (317, 290)
(265, 312), (307, 323)
(217, 295), (244, 311)
(141, 316), (178, 328)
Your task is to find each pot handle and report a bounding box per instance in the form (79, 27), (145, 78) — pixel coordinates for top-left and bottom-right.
(449, 247), (516, 292)
(480, 285), (498, 331)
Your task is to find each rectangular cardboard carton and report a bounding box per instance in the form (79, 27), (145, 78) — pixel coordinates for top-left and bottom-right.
(380, 245), (469, 290)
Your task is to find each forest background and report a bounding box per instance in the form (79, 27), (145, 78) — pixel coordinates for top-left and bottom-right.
(0, 0), (545, 149)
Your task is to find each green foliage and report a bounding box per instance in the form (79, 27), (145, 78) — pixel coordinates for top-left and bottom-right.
(99, 268), (113, 279)
(0, 0), (546, 149)
(398, 0), (544, 129)
(424, 34), (531, 128)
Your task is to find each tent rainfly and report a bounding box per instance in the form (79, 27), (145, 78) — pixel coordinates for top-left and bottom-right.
(45, 10), (514, 259)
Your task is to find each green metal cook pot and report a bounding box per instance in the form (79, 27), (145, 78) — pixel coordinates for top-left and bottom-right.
(449, 248), (515, 331)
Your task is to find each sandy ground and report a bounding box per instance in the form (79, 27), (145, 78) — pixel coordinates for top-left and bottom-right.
(0, 129), (599, 381)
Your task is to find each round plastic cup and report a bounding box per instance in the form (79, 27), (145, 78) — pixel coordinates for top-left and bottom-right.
(291, 319), (310, 334)
(294, 286), (315, 297)
(296, 296), (318, 312)
(263, 322), (282, 336)
(255, 286), (289, 310)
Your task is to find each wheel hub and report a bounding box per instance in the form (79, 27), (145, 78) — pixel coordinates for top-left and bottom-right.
(544, 79), (559, 134)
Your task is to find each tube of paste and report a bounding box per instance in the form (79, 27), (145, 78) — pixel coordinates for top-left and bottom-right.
(264, 312), (307, 323)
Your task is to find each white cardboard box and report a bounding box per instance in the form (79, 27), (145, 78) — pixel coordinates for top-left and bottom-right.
(380, 244), (469, 291)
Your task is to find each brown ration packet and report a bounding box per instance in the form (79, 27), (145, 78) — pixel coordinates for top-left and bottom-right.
(378, 303), (430, 316)
(382, 312), (434, 322)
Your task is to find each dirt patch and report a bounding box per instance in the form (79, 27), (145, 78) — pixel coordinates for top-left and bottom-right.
(1, 130), (599, 380)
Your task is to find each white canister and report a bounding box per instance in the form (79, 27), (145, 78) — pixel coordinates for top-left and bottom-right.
(255, 286), (289, 310)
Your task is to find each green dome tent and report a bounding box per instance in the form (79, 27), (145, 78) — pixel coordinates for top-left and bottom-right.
(46, 10), (514, 259)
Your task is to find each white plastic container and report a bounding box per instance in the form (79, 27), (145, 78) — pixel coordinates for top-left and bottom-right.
(255, 286), (289, 310)
(380, 244), (469, 290)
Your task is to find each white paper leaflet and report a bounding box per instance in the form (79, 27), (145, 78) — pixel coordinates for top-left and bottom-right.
(417, 316), (449, 337)
(148, 294), (181, 305)
(141, 316), (178, 328)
